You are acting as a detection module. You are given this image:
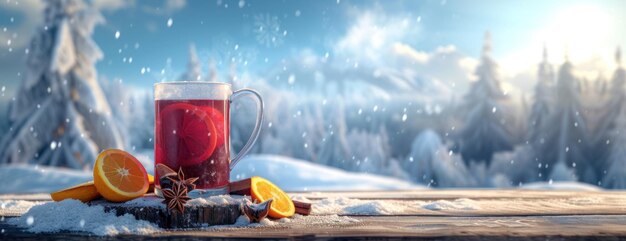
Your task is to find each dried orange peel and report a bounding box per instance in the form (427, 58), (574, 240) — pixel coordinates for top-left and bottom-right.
(249, 176), (295, 218)
(93, 149), (150, 202)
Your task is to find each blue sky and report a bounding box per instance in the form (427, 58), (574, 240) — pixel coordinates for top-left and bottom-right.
(0, 0), (624, 93)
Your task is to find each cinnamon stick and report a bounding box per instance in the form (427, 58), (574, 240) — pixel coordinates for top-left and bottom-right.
(229, 178), (253, 196)
(293, 200), (312, 215)
(228, 178), (312, 215)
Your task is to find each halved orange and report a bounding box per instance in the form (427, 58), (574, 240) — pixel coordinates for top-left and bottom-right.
(50, 181), (100, 202)
(249, 176), (295, 218)
(93, 149), (149, 202)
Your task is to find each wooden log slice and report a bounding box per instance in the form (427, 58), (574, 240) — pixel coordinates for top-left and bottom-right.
(89, 196), (242, 229)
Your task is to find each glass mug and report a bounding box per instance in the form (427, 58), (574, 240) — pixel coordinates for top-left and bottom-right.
(154, 82), (263, 197)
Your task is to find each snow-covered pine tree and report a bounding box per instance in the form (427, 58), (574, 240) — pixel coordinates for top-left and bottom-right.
(539, 54), (591, 182)
(179, 44), (202, 81)
(316, 100), (351, 168)
(595, 75), (608, 95)
(602, 47), (626, 188)
(127, 93), (155, 150)
(591, 47), (625, 183)
(528, 45), (554, 144)
(603, 121), (626, 188)
(0, 0), (124, 169)
(456, 32), (513, 167)
(406, 129), (473, 187)
(294, 105), (324, 162)
(527, 45), (556, 179)
(345, 128), (390, 175)
(100, 77), (130, 135)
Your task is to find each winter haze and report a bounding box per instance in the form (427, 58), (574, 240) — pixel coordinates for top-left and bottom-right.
(0, 0), (625, 191)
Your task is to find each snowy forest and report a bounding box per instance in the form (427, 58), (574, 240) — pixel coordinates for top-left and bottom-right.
(1, 0), (625, 189)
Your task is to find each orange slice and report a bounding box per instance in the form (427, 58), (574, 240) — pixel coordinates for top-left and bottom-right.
(93, 149), (149, 202)
(202, 106), (227, 147)
(50, 181), (100, 202)
(158, 103), (218, 167)
(50, 174), (154, 202)
(249, 176), (295, 218)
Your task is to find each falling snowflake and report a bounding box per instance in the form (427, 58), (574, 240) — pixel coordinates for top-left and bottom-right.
(167, 18), (173, 28)
(287, 74), (295, 85)
(115, 31), (120, 39)
(253, 14), (284, 47)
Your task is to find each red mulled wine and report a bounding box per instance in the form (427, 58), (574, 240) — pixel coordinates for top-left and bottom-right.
(155, 99), (230, 190)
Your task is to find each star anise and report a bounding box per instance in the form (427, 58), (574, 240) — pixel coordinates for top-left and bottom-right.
(162, 181), (191, 214)
(166, 167), (199, 191)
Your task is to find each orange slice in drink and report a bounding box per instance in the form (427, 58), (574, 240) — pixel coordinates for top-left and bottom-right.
(93, 149), (149, 202)
(158, 103), (218, 166)
(50, 181), (100, 202)
(202, 106), (227, 148)
(250, 176), (295, 218)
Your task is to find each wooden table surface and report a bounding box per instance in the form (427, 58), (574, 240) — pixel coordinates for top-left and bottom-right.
(2, 189), (626, 240)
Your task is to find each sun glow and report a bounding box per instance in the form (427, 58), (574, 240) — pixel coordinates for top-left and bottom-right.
(540, 5), (613, 62)
(500, 4), (617, 81)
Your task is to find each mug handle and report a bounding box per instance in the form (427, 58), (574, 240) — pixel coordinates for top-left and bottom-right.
(229, 88), (264, 170)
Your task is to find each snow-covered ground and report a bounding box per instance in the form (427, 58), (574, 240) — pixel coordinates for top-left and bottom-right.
(231, 155), (423, 191)
(519, 181), (602, 191)
(0, 165), (91, 194)
(0, 154), (422, 194)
